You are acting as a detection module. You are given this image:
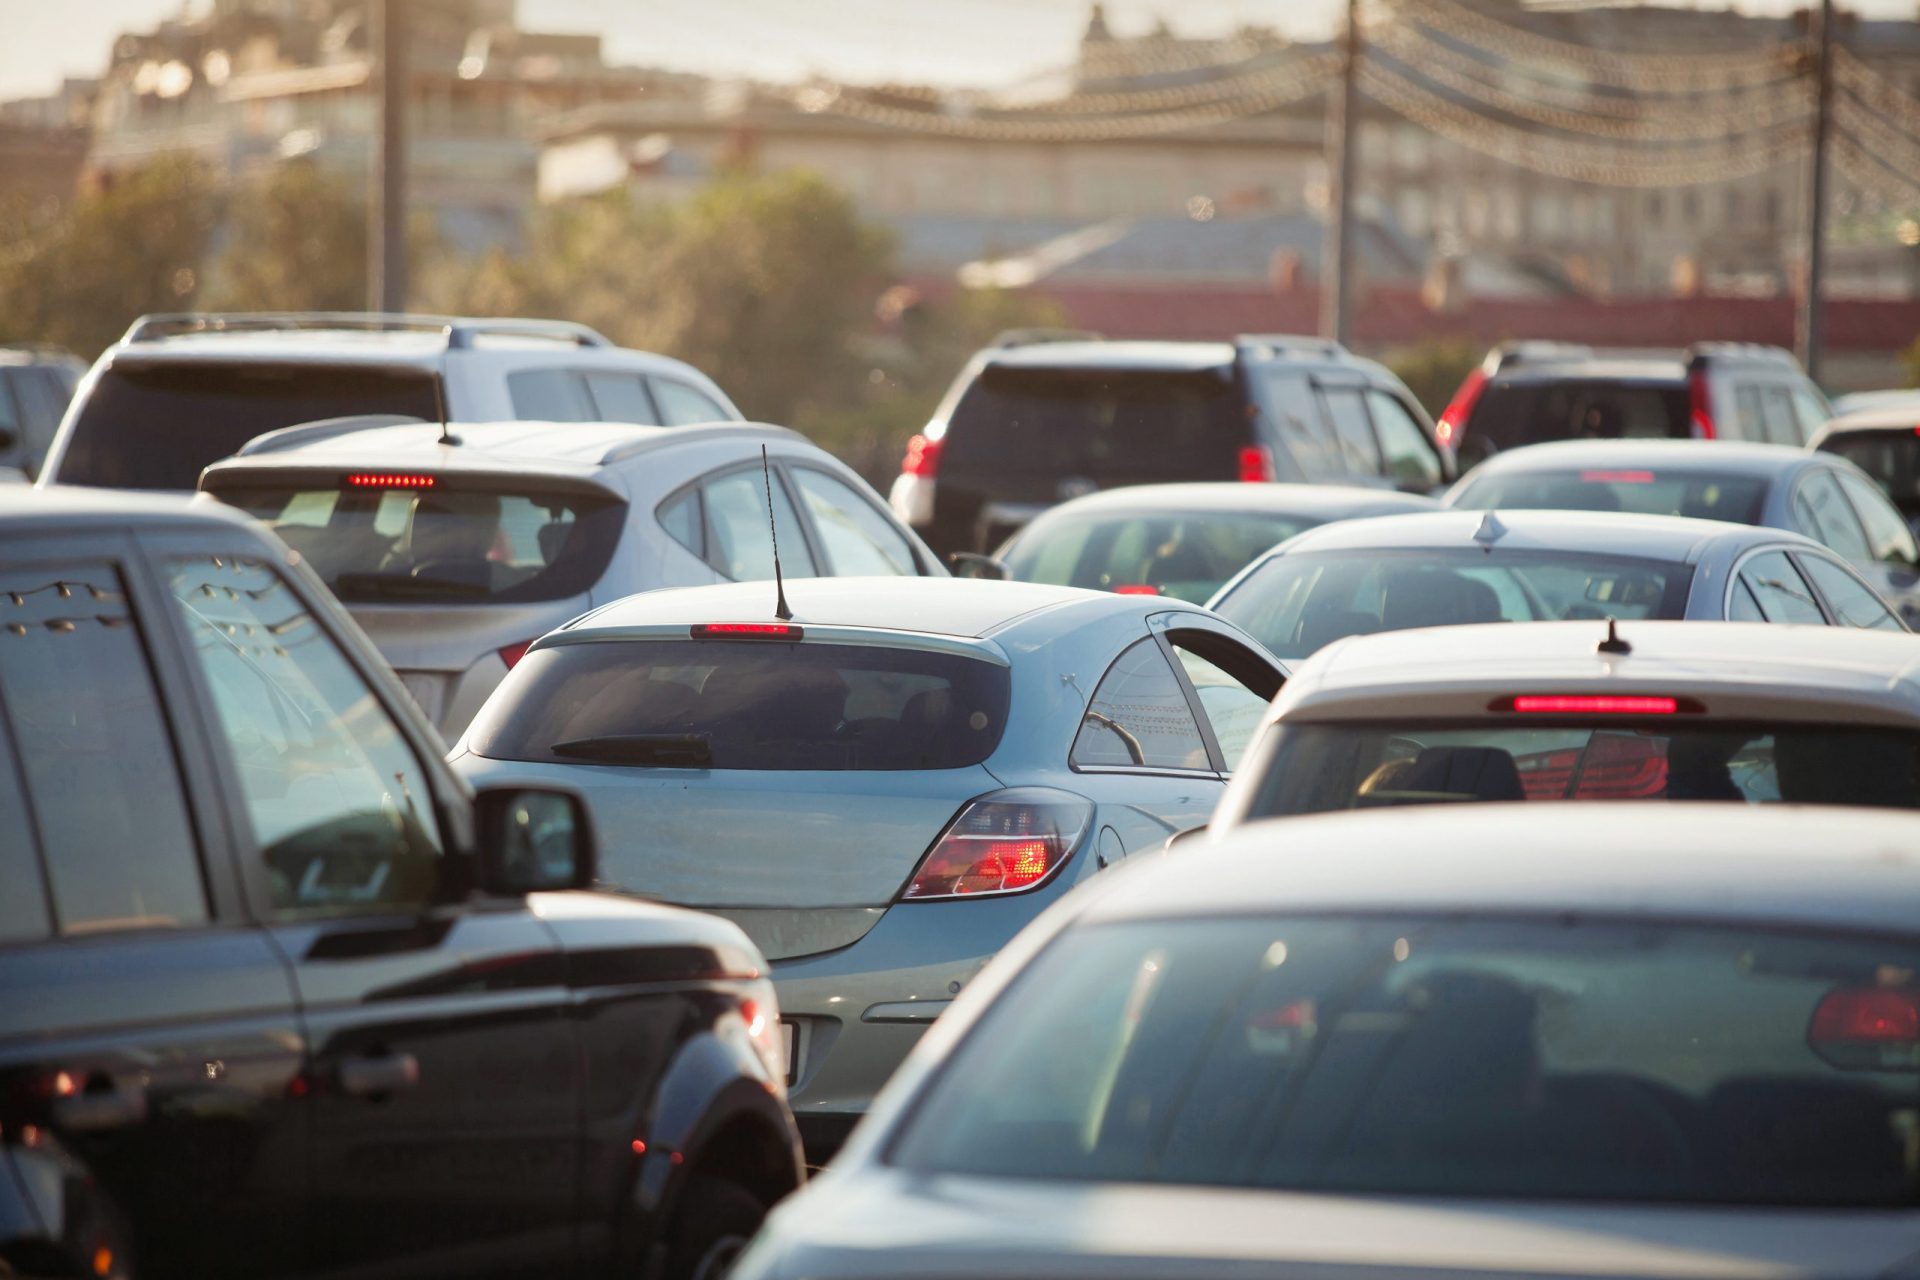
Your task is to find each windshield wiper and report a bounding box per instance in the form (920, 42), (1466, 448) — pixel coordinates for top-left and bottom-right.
(334, 572), (490, 600)
(550, 734), (714, 767)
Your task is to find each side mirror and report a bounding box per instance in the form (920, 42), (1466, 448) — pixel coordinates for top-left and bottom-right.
(474, 786), (596, 894)
(949, 552), (1009, 580)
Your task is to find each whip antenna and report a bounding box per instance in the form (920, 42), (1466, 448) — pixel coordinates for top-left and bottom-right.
(761, 445), (793, 621)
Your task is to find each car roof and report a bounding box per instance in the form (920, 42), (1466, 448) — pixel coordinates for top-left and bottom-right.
(1465, 438), (1811, 478)
(1495, 358), (1685, 385)
(1250, 508), (1775, 563)
(1272, 619), (1920, 727)
(981, 340), (1238, 372)
(1025, 482), (1437, 520)
(1089, 804), (1920, 937)
(1817, 407), (1920, 434)
(0, 485), (264, 536)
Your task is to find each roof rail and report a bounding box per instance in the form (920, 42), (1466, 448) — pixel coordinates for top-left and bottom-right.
(235, 414), (430, 456)
(121, 312), (613, 349)
(1236, 333), (1348, 359)
(1685, 342), (1798, 369)
(446, 319), (611, 349)
(1486, 340), (1592, 373)
(989, 328), (1105, 348)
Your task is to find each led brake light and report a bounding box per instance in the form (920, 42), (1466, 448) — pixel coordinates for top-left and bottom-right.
(1238, 445), (1276, 483)
(902, 787), (1093, 901)
(1579, 470), (1655, 484)
(346, 473), (435, 488)
(1437, 367), (1488, 449)
(1505, 695), (1682, 715)
(1809, 988), (1920, 1070)
(1689, 368), (1716, 440)
(691, 623), (804, 640)
(1112, 584), (1160, 596)
(901, 433), (943, 478)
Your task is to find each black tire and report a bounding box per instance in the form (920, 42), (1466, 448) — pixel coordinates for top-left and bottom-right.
(661, 1176), (765, 1280)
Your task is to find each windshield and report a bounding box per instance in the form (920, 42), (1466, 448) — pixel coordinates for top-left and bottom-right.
(210, 480), (624, 604)
(1823, 435), (1920, 514)
(1466, 378), (1689, 453)
(1004, 510), (1313, 603)
(1453, 467), (1770, 524)
(1212, 549), (1693, 660)
(893, 914), (1920, 1206)
(468, 639), (1011, 770)
(1241, 721), (1920, 814)
(58, 362), (444, 490)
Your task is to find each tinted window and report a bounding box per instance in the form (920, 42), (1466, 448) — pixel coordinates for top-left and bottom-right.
(0, 374), (21, 465)
(15, 368), (71, 464)
(1367, 390), (1442, 488)
(1798, 555), (1903, 631)
(469, 640), (1010, 771)
(943, 365), (1245, 485)
(508, 368), (595, 420)
(1466, 379), (1689, 451)
(651, 379), (730, 425)
(58, 363), (442, 491)
(1825, 434), (1920, 514)
(657, 489), (704, 559)
(1739, 550), (1827, 624)
(1452, 467), (1768, 524)
(1172, 640), (1268, 769)
(1247, 722), (1920, 813)
(210, 480), (625, 605)
(1213, 549), (1693, 660)
(1320, 387), (1381, 475)
(1734, 386), (1766, 442)
(894, 914), (1920, 1206)
(1006, 510), (1312, 604)
(1838, 472), (1919, 566)
(0, 714), (51, 943)
(1729, 576), (1767, 621)
(1791, 385), (1833, 437)
(1253, 369), (1341, 480)
(791, 467), (918, 575)
(1760, 388), (1802, 445)
(1071, 638), (1211, 771)
(1795, 471), (1873, 561)
(698, 469), (818, 581)
(166, 556), (446, 915)
(583, 372), (660, 424)
(0, 562), (206, 931)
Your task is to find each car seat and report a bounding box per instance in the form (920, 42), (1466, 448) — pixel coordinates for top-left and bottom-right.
(1381, 571), (1503, 632)
(1399, 745), (1526, 801)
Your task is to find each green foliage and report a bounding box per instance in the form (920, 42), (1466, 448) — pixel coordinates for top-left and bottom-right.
(1384, 336), (1486, 418)
(203, 161), (366, 312)
(1902, 334), (1920, 389)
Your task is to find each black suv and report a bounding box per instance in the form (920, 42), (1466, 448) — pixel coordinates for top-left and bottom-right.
(0, 490), (801, 1279)
(0, 346), (83, 481)
(1439, 341), (1832, 469)
(888, 334), (1451, 557)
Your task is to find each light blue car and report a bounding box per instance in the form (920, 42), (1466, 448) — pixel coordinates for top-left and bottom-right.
(450, 577), (1286, 1160)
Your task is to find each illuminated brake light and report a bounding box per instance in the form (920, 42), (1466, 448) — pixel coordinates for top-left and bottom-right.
(903, 788), (1093, 901)
(499, 639), (534, 669)
(1579, 470), (1655, 484)
(1688, 368), (1716, 440)
(737, 987), (788, 1089)
(691, 623), (804, 640)
(1812, 990), (1920, 1043)
(346, 473), (435, 488)
(901, 433), (943, 478)
(1510, 695), (1679, 715)
(1437, 367), (1488, 449)
(1238, 445), (1276, 483)
(1113, 584), (1160, 596)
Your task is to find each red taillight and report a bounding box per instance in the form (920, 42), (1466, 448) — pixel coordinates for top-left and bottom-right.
(901, 433), (943, 477)
(1510, 695), (1679, 715)
(498, 639), (534, 669)
(1515, 734), (1669, 800)
(691, 623), (804, 640)
(1238, 445), (1276, 483)
(902, 788), (1093, 901)
(1689, 368), (1715, 439)
(1436, 367), (1488, 449)
(1811, 990), (1920, 1044)
(346, 472), (435, 488)
(1580, 469), (1655, 484)
(1112, 584), (1160, 596)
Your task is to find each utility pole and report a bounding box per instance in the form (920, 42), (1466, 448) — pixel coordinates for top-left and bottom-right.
(1321, 0), (1361, 346)
(1800, 0), (1835, 382)
(368, 0), (409, 313)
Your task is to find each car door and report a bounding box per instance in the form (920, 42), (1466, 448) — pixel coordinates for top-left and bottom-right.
(148, 540), (581, 1278)
(0, 535), (307, 1280)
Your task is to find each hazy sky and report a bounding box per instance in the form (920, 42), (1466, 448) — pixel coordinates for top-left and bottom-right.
(5, 0), (1918, 100)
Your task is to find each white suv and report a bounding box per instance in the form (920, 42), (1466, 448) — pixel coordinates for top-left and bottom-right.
(40, 312), (742, 492)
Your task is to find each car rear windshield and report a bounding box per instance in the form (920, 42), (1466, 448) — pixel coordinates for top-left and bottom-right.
(1212, 549), (1694, 659)
(467, 640), (1011, 770)
(1242, 722), (1920, 813)
(1468, 379), (1689, 452)
(1004, 510), (1314, 603)
(892, 914), (1920, 1206)
(210, 480), (624, 604)
(1453, 467), (1770, 524)
(58, 362), (443, 490)
(1823, 434), (1920, 512)
(943, 365), (1245, 486)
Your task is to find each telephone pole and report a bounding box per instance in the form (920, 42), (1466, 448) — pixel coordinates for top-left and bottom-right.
(1321, 0), (1361, 346)
(368, 0), (409, 313)
(1799, 0), (1835, 382)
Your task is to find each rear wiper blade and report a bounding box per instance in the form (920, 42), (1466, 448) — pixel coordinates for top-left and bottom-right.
(334, 572), (489, 600)
(549, 734), (713, 767)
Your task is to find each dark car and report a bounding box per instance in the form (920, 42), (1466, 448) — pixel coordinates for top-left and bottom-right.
(1813, 406), (1920, 535)
(0, 488), (802, 1280)
(1439, 342), (1830, 469)
(889, 334), (1451, 558)
(0, 346), (84, 480)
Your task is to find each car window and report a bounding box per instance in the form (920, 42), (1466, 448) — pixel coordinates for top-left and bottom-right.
(1451, 467), (1769, 524)
(1733, 385), (1765, 442)
(0, 561), (207, 932)
(582, 372), (660, 424)
(1760, 388), (1803, 445)
(1791, 385), (1833, 437)
(1169, 638), (1269, 770)
(1467, 379), (1689, 450)
(1366, 391), (1442, 488)
(0, 704), (51, 943)
(790, 466), (919, 575)
(1003, 510), (1313, 604)
(1797, 554), (1903, 631)
(1320, 387), (1383, 476)
(657, 489), (705, 560)
(1729, 576), (1767, 621)
(1738, 549), (1828, 624)
(508, 369), (595, 421)
(651, 378), (730, 425)
(1837, 472), (1919, 566)
(699, 468), (819, 581)
(16, 368), (70, 461)
(1071, 638), (1211, 771)
(0, 375), (21, 459)
(165, 555), (446, 917)
(1794, 470), (1874, 561)
(1252, 368), (1341, 480)
(1823, 434), (1920, 512)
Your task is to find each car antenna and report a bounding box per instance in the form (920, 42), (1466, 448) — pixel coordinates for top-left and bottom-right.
(432, 352), (458, 446)
(1472, 510), (1506, 550)
(1598, 616), (1631, 655)
(760, 445), (793, 621)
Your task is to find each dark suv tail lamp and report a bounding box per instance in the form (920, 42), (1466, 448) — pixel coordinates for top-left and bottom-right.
(1437, 368), (1488, 449)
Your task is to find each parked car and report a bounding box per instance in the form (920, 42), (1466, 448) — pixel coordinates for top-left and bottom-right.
(1211, 619), (1920, 832)
(39, 312), (743, 492)
(1207, 509), (1901, 662)
(451, 577), (1287, 1160)
(1445, 439), (1920, 625)
(1437, 341), (1830, 468)
(890, 333), (1451, 558)
(737, 802), (1920, 1280)
(1829, 388), (1920, 418)
(201, 417), (943, 739)
(1813, 406), (1920, 534)
(0, 345), (84, 481)
(964, 481), (1439, 602)
(0, 486), (802, 1280)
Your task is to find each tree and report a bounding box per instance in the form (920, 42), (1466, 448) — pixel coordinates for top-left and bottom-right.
(1385, 336), (1486, 418)
(203, 161), (366, 312)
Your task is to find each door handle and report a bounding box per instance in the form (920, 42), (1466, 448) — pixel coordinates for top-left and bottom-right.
(52, 1080), (148, 1132)
(336, 1052), (420, 1098)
